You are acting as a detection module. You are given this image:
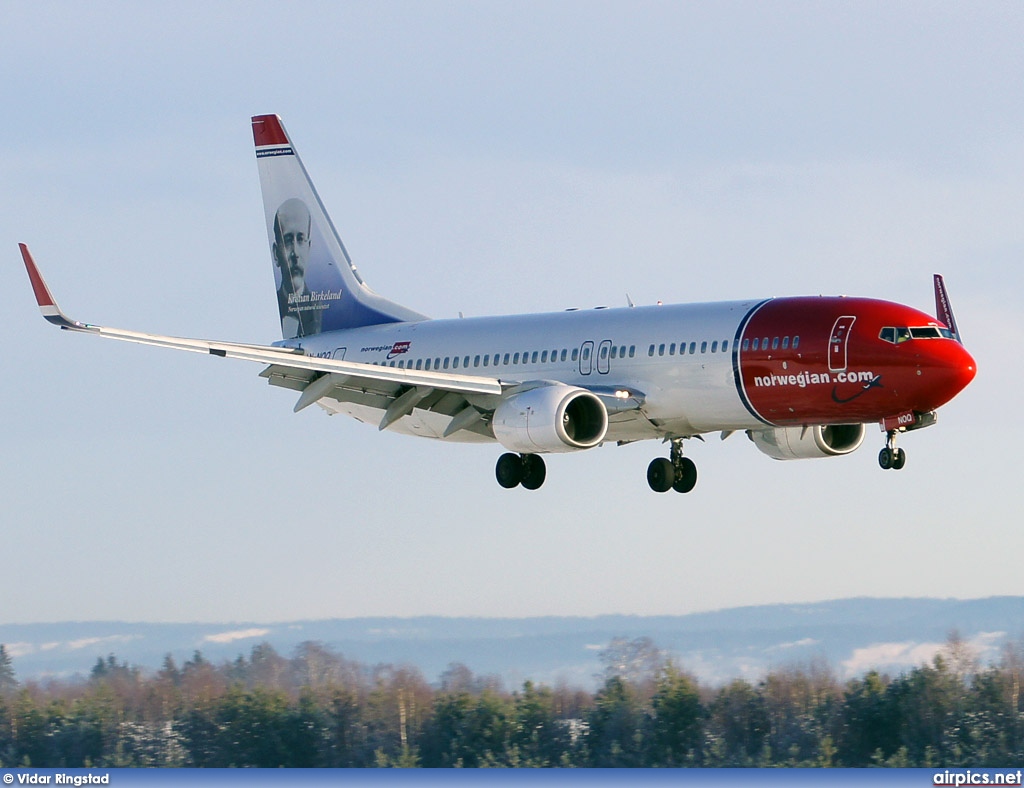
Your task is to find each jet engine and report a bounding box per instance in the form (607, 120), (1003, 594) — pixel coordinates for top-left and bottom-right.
(492, 384), (608, 454)
(749, 423), (866, 460)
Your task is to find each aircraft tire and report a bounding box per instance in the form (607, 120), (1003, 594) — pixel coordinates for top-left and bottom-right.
(892, 448), (906, 470)
(878, 447), (893, 470)
(521, 454), (546, 490)
(647, 458), (674, 493)
(496, 452), (523, 488)
(672, 457), (698, 493)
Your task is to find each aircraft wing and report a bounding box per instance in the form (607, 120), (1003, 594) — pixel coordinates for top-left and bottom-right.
(21, 245), (503, 427)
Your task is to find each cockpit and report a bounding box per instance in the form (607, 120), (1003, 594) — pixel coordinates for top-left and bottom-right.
(879, 325), (956, 343)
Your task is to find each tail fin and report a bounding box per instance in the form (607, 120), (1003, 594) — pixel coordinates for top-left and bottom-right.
(252, 114), (427, 338)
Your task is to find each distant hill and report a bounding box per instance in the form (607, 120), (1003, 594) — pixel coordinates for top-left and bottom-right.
(3, 596), (1021, 688)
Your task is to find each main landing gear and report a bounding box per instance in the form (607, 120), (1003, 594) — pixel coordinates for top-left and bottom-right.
(495, 452), (547, 490)
(647, 438), (698, 493)
(878, 430), (907, 470)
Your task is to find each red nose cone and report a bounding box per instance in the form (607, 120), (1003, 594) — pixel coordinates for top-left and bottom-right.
(924, 341), (977, 410)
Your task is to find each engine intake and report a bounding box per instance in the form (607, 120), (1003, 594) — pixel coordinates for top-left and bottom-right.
(492, 384), (608, 454)
(749, 423), (866, 460)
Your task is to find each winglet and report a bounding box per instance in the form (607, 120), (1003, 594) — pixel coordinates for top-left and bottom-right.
(933, 274), (962, 344)
(20, 244), (85, 329)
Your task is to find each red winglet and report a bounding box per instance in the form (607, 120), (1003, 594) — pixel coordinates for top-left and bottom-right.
(20, 243), (83, 328)
(933, 274), (962, 343)
(20, 243), (56, 308)
(251, 114), (289, 147)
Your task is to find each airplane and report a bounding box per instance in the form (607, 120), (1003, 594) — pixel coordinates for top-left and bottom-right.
(20, 113), (977, 493)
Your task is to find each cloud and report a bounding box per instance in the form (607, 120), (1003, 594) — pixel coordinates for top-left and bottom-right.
(766, 637), (820, 652)
(67, 635), (141, 651)
(5, 642), (35, 658)
(841, 641), (945, 677)
(202, 628), (271, 645)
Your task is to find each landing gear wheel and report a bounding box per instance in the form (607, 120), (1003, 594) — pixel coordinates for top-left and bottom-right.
(521, 454), (547, 490)
(647, 458), (674, 493)
(879, 429), (907, 471)
(495, 453), (523, 488)
(672, 457), (698, 494)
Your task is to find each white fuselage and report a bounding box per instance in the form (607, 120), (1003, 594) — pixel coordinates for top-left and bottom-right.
(285, 299), (765, 442)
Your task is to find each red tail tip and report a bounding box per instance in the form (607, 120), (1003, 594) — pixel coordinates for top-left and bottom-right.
(251, 114), (288, 147)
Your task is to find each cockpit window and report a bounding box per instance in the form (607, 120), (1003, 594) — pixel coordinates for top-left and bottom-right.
(879, 325), (954, 343)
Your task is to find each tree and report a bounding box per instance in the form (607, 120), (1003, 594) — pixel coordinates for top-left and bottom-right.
(586, 675), (647, 767)
(0, 646), (16, 694)
(649, 664), (703, 766)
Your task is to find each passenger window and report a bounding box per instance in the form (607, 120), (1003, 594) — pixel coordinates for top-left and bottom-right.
(742, 338), (749, 351)
(792, 337), (800, 349)
(530, 351), (537, 364)
(711, 341), (718, 353)
(473, 355), (480, 367)
(648, 344), (655, 357)
(398, 360), (405, 368)
(611, 346), (618, 359)
(722, 340), (729, 353)
(601, 345), (609, 359)
(482, 355), (489, 367)
(571, 348), (579, 361)
(443, 357), (450, 369)
(700, 341), (707, 353)
(762, 338), (769, 350)
(688, 342), (696, 354)
(752, 338), (759, 351)
(669, 343), (676, 355)
(782, 336), (789, 349)
(453, 357), (460, 369)
(503, 353), (509, 365)
(620, 345), (626, 358)
(629, 345), (636, 358)
(513, 352), (520, 364)
(415, 359), (423, 370)
(561, 349), (568, 362)
(541, 350), (548, 363)
(658, 343), (666, 356)
(771, 337), (779, 350)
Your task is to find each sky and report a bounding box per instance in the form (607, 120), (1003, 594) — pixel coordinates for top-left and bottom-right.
(2, 1), (1022, 625)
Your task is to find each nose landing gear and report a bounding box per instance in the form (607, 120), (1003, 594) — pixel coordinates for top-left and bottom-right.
(878, 430), (907, 470)
(647, 438), (698, 493)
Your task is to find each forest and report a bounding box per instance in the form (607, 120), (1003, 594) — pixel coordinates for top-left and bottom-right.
(0, 633), (1021, 768)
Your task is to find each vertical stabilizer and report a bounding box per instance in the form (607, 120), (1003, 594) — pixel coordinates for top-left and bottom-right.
(252, 114), (427, 338)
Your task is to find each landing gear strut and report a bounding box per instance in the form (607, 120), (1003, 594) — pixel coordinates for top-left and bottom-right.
(647, 439), (698, 493)
(878, 430), (907, 471)
(495, 452), (547, 490)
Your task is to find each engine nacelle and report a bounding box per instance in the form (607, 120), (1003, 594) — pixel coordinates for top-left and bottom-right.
(749, 423), (866, 460)
(492, 384), (608, 454)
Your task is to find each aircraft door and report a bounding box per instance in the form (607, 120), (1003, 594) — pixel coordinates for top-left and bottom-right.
(828, 317), (855, 371)
(333, 347), (347, 360)
(597, 340), (612, 374)
(579, 341), (594, 375)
